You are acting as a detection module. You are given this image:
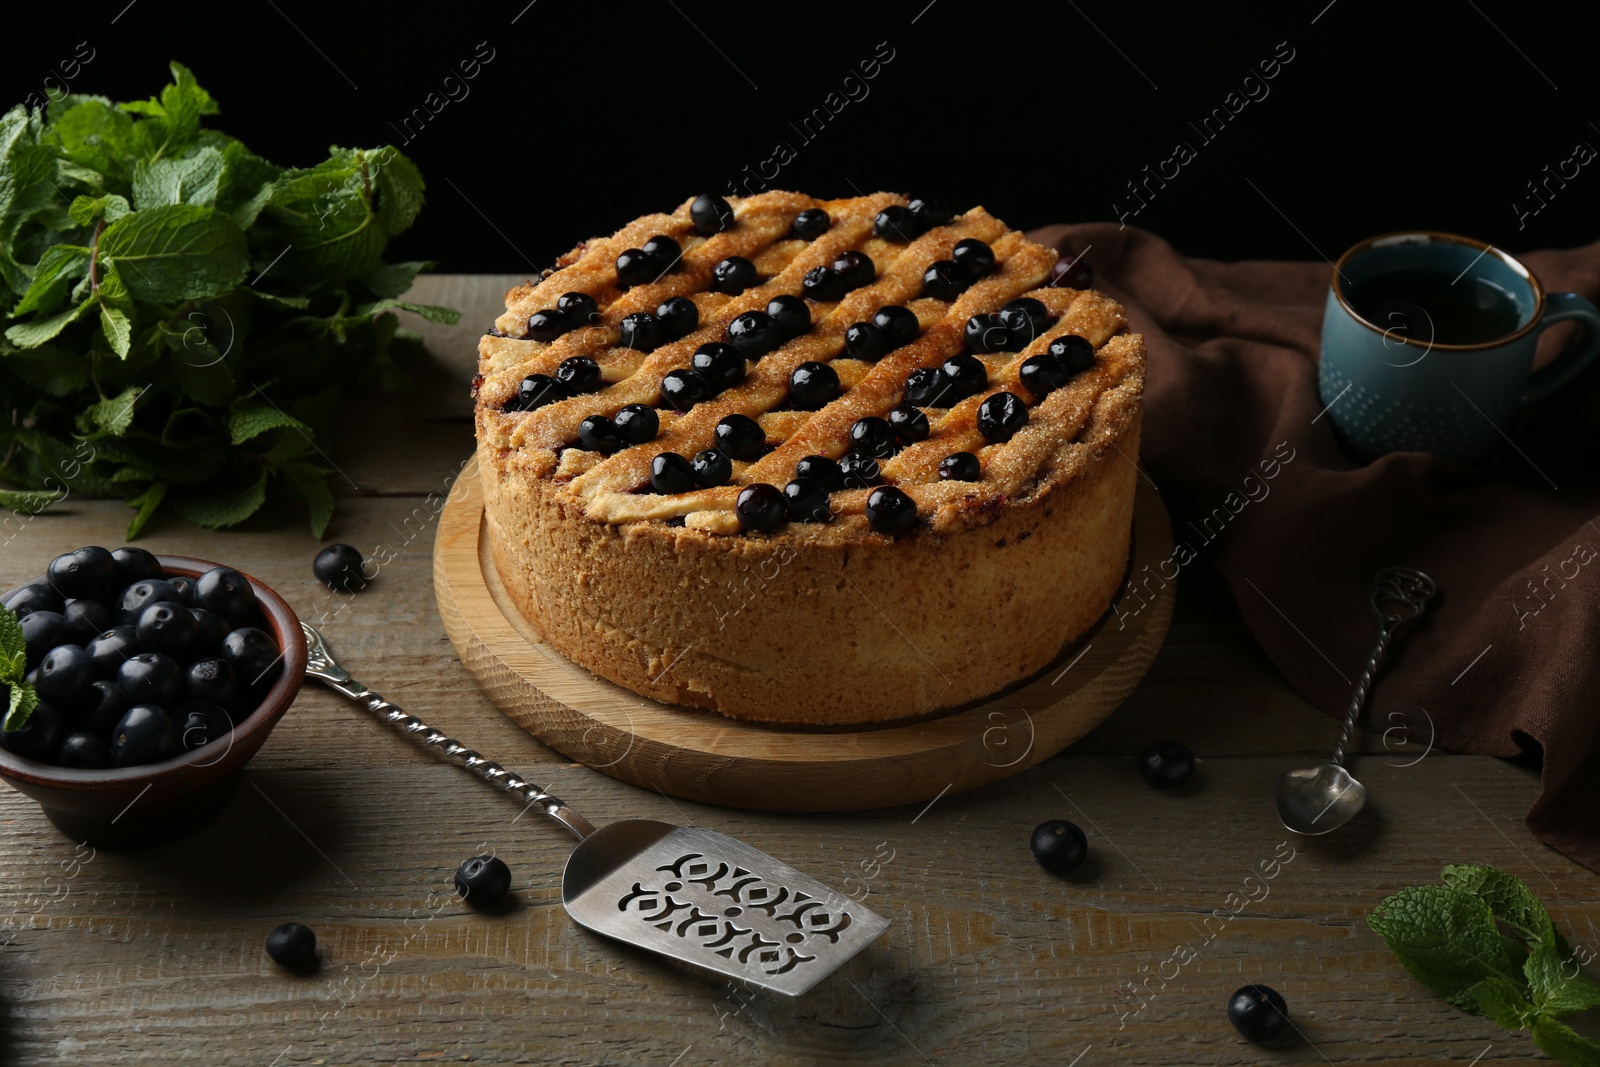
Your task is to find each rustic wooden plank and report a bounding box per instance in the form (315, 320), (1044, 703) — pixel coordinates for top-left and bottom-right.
(2, 275), (1595, 1067)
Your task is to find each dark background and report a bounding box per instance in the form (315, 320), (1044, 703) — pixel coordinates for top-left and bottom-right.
(8, 0), (1599, 274)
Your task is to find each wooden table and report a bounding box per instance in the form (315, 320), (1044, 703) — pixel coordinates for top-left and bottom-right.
(2, 276), (1594, 1066)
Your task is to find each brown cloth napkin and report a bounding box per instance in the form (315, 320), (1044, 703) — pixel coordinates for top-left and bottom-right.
(1029, 223), (1600, 873)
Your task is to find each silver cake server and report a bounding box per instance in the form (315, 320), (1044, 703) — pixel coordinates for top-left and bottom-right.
(301, 623), (888, 996)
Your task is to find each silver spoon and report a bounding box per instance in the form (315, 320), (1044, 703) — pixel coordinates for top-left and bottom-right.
(1276, 567), (1437, 835)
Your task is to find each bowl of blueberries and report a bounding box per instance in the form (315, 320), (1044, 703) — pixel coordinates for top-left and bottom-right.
(0, 545), (306, 847)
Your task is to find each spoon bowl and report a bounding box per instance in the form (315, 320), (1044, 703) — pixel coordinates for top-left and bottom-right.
(1276, 763), (1367, 835)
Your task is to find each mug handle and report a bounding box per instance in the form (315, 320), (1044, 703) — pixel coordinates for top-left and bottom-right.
(1522, 291), (1600, 403)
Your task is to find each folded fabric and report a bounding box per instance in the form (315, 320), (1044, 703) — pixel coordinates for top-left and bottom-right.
(1028, 223), (1600, 873)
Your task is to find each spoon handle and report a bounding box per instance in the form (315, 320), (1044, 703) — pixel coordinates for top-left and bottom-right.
(1329, 566), (1437, 767)
(1330, 628), (1391, 767)
(300, 623), (598, 841)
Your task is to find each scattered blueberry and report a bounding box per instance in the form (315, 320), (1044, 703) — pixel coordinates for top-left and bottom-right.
(692, 449), (733, 488)
(714, 414), (766, 461)
(725, 310), (784, 359)
(313, 545), (367, 591)
(1227, 985), (1289, 1044)
(455, 855), (513, 906)
(888, 405), (930, 443)
(578, 415), (624, 454)
(556, 356), (603, 393)
(766, 294), (810, 339)
(791, 208), (830, 239)
(656, 296), (700, 339)
(794, 455), (845, 492)
(650, 452), (698, 495)
(614, 404), (660, 445)
(265, 922), (319, 970)
(692, 343), (747, 390)
(1139, 741), (1195, 789)
(660, 368), (712, 411)
(691, 194), (735, 235)
(977, 392), (1029, 442)
(783, 479), (832, 522)
(711, 256), (759, 295)
(939, 452), (981, 481)
(788, 362), (841, 409)
(865, 486), (918, 535)
(1031, 819), (1087, 873)
(849, 417), (898, 459)
(735, 484), (785, 533)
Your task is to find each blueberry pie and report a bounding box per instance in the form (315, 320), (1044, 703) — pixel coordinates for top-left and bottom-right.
(474, 191), (1144, 724)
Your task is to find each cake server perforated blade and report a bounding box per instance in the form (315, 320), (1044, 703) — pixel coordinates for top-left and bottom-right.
(301, 624), (889, 996)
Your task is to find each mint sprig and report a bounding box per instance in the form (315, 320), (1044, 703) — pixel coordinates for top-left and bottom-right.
(0, 606), (38, 732)
(1370, 865), (1600, 1065)
(1, 61), (459, 539)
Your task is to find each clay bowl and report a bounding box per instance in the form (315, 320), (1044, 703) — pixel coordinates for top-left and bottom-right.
(0, 554), (305, 848)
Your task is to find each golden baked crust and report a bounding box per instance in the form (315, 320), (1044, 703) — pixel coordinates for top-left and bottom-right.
(474, 191), (1145, 724)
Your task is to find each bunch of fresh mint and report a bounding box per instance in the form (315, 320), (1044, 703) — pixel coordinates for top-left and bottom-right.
(1369, 864), (1600, 1064)
(0, 62), (458, 538)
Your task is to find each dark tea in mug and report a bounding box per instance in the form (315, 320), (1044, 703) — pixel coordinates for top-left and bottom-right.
(1343, 268), (1522, 346)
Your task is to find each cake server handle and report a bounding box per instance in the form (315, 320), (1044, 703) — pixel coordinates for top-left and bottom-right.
(299, 623), (597, 840)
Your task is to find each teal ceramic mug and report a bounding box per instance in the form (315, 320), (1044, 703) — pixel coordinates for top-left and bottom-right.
(1317, 231), (1600, 463)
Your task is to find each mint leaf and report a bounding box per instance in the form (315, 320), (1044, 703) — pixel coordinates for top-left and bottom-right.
(69, 194), (131, 227)
(47, 98), (141, 183)
(1465, 977), (1536, 1030)
(99, 203), (248, 303)
(356, 259), (433, 298)
(4, 679), (39, 733)
(1528, 943), (1600, 1016)
(1533, 1016), (1600, 1067)
(229, 395), (310, 445)
(1367, 884), (1527, 1011)
(12, 244), (90, 318)
(124, 480), (167, 540)
(169, 346), (235, 406)
(171, 471), (266, 529)
(0, 606), (27, 674)
(76, 385), (143, 436)
(1442, 864), (1556, 946)
(281, 463), (334, 538)
(356, 297), (460, 324)
(121, 61), (217, 160)
(99, 302), (133, 357)
(131, 145), (224, 209)
(0, 487), (62, 513)
(5, 296), (92, 347)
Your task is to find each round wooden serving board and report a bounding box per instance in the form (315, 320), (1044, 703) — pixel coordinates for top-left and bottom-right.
(433, 458), (1175, 812)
